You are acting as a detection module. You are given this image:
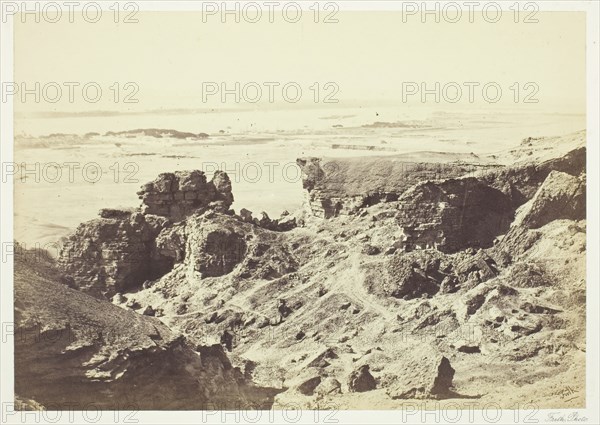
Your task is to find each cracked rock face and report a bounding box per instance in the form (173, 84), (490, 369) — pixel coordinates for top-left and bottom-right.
(480, 146), (586, 208)
(495, 168), (587, 261)
(347, 364), (377, 392)
(58, 212), (172, 298)
(516, 170), (586, 230)
(185, 219), (247, 278)
(395, 178), (514, 253)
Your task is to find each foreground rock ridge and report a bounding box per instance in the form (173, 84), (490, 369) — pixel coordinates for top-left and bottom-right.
(20, 130), (586, 409)
(15, 246), (280, 409)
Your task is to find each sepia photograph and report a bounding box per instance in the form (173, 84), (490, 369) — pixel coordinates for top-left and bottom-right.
(1, 1), (598, 423)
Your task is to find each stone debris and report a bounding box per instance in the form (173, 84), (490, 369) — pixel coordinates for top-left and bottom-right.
(347, 365), (377, 392)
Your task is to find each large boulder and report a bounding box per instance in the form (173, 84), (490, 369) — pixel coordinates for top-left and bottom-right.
(315, 377), (342, 396)
(480, 146), (586, 208)
(386, 257), (439, 299)
(364, 250), (455, 300)
(347, 365), (377, 392)
(296, 376), (322, 396)
(455, 250), (499, 283)
(494, 170), (586, 261)
(386, 354), (455, 399)
(516, 171), (585, 229)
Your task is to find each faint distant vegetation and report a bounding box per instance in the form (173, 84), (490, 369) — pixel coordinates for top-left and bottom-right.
(105, 128), (209, 139)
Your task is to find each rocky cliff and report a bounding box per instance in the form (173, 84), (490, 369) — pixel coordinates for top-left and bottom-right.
(298, 143), (585, 255)
(58, 211), (172, 298)
(296, 156), (486, 218)
(479, 146), (586, 209)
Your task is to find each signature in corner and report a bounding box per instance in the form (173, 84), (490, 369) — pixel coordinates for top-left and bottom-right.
(546, 412), (588, 423)
(551, 385), (580, 401)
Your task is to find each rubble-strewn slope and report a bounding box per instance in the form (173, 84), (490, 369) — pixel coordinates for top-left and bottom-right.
(15, 247), (280, 410)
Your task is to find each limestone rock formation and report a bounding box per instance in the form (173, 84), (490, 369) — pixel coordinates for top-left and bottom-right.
(494, 168), (586, 263)
(315, 377), (342, 396)
(480, 146), (585, 208)
(296, 376), (322, 396)
(151, 211), (299, 283)
(236, 208), (297, 232)
(48, 133), (586, 409)
(59, 170), (303, 297)
(364, 249), (498, 300)
(297, 156), (480, 218)
(58, 170), (242, 297)
(455, 250), (499, 283)
(377, 255), (442, 299)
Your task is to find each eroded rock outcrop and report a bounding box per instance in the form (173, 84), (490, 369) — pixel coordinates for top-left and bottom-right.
(237, 208), (297, 232)
(347, 365), (377, 392)
(59, 171), (238, 297)
(494, 168), (586, 262)
(58, 211), (172, 298)
(59, 169), (300, 297)
(363, 249), (498, 300)
(185, 218), (247, 278)
(315, 377), (342, 396)
(480, 146), (585, 208)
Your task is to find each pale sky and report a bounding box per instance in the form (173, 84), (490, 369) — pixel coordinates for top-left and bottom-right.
(14, 10), (586, 113)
